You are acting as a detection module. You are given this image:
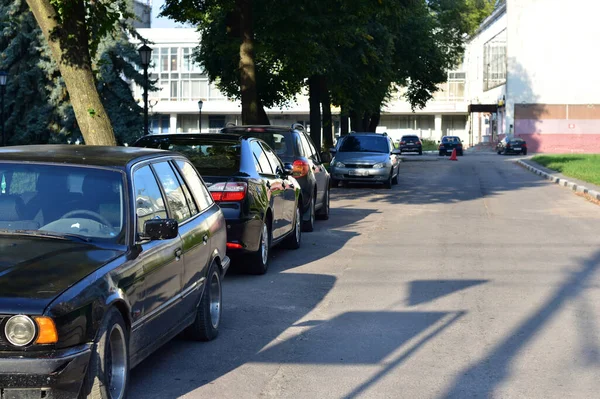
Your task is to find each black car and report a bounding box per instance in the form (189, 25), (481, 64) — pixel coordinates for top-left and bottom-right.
(133, 133), (303, 275)
(399, 135), (423, 155)
(0, 145), (229, 398)
(220, 124), (330, 232)
(496, 136), (528, 155)
(438, 136), (464, 156)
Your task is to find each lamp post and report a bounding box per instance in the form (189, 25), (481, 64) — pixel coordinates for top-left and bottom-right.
(0, 71), (7, 147)
(138, 44), (153, 135)
(198, 100), (203, 133)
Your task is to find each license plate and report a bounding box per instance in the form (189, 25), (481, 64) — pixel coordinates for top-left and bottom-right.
(513, 147), (521, 151)
(349, 170), (369, 176)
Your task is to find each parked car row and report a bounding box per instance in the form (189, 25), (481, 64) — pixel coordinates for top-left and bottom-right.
(0, 124), (333, 398)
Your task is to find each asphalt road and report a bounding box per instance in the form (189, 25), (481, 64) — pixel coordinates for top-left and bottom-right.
(129, 153), (600, 399)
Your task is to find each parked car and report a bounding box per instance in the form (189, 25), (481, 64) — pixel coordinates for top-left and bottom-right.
(0, 145), (230, 398)
(496, 136), (528, 155)
(133, 133), (303, 275)
(438, 136), (464, 156)
(329, 132), (401, 189)
(220, 124), (330, 232)
(399, 135), (423, 155)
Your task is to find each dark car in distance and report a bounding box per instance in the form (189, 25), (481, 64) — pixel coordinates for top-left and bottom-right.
(438, 136), (464, 156)
(133, 133), (303, 275)
(0, 145), (230, 398)
(399, 135), (423, 155)
(496, 136), (528, 155)
(220, 124), (330, 232)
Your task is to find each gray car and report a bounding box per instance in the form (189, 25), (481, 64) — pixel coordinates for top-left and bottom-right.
(329, 133), (401, 189)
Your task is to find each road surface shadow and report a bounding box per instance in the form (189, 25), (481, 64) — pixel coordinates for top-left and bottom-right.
(407, 279), (489, 306)
(442, 248), (600, 398)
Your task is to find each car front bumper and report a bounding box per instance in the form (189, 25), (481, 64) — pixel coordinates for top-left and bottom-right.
(330, 167), (390, 183)
(0, 343), (92, 398)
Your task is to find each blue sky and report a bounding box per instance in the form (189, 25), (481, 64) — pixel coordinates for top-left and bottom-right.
(151, 0), (178, 28)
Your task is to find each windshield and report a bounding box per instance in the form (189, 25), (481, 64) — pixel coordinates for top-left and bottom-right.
(0, 163), (125, 243)
(338, 136), (389, 153)
(442, 137), (461, 143)
(136, 137), (241, 176)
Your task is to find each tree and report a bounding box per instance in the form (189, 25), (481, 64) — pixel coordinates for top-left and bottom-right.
(24, 0), (132, 145)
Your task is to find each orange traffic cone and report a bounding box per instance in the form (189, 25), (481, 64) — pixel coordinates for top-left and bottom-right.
(449, 148), (458, 161)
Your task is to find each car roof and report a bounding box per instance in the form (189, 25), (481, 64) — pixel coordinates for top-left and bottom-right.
(344, 132), (388, 137)
(221, 125), (297, 134)
(0, 145), (175, 168)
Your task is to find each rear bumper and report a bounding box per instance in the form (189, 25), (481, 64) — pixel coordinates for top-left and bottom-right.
(225, 217), (263, 253)
(400, 145), (422, 152)
(0, 344), (91, 398)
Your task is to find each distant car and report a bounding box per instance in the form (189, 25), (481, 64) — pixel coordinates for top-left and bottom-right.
(133, 133), (303, 275)
(399, 135), (423, 155)
(220, 124), (330, 232)
(0, 145), (229, 398)
(438, 136), (464, 156)
(329, 132), (401, 189)
(496, 137), (528, 155)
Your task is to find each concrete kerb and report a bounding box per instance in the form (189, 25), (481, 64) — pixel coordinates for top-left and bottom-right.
(516, 159), (600, 201)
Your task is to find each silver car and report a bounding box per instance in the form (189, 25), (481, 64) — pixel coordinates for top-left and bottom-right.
(329, 133), (401, 189)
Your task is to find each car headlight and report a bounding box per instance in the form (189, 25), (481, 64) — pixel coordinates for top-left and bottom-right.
(334, 161), (345, 168)
(373, 162), (386, 169)
(5, 315), (36, 346)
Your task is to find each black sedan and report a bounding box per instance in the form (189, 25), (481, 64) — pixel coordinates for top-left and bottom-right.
(438, 136), (464, 156)
(399, 134), (423, 155)
(220, 124), (331, 232)
(0, 145), (229, 398)
(497, 136), (528, 155)
(133, 133), (303, 275)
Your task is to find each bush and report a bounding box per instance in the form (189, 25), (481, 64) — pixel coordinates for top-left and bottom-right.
(421, 139), (438, 151)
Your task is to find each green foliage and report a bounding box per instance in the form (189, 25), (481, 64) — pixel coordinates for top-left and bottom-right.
(0, 0), (148, 145)
(421, 139), (438, 151)
(531, 155), (600, 186)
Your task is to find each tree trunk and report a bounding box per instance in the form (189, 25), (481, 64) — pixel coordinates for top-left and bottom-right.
(320, 76), (333, 150)
(238, 0), (264, 125)
(26, 0), (116, 146)
(350, 110), (360, 132)
(308, 75), (321, 150)
(367, 111), (380, 132)
(340, 106), (349, 136)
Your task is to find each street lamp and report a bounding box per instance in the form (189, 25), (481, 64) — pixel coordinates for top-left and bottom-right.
(0, 70), (7, 146)
(138, 44), (153, 135)
(198, 100), (204, 133)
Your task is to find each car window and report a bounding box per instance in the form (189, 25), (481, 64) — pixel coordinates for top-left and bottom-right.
(232, 131), (294, 156)
(176, 160), (214, 212)
(304, 134), (320, 161)
(250, 140), (274, 175)
(152, 162), (192, 223)
(299, 133), (314, 159)
(442, 137), (460, 143)
(338, 135), (389, 153)
(170, 161), (198, 216)
(261, 143), (284, 175)
(133, 165), (167, 234)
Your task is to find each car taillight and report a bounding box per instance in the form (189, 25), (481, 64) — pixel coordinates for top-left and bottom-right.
(506, 143), (511, 148)
(209, 182), (247, 202)
(522, 143), (527, 147)
(439, 144), (444, 149)
(457, 143), (462, 147)
(416, 141), (421, 145)
(227, 242), (243, 249)
(293, 160), (310, 177)
(400, 141), (406, 145)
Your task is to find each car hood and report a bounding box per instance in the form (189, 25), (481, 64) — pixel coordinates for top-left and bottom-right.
(0, 236), (124, 315)
(333, 152), (390, 164)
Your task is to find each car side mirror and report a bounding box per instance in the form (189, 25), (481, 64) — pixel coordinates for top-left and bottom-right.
(391, 149), (402, 155)
(283, 163), (294, 176)
(320, 151), (332, 163)
(143, 219), (178, 241)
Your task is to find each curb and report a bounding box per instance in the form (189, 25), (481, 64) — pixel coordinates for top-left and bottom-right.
(516, 159), (600, 201)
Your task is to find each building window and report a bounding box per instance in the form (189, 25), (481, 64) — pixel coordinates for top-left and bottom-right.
(151, 114), (170, 134)
(209, 115), (226, 132)
(177, 115), (199, 133)
(483, 29), (507, 91)
(433, 71), (466, 102)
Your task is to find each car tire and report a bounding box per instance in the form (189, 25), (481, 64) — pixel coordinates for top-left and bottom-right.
(419, 150), (423, 155)
(497, 150), (502, 155)
(522, 149), (527, 155)
(248, 220), (271, 275)
(316, 187), (330, 220)
(459, 151), (464, 156)
(392, 171), (399, 185)
(284, 204), (302, 249)
(302, 196), (315, 232)
(384, 172), (393, 189)
(79, 307), (129, 399)
(330, 178), (339, 188)
(185, 261), (222, 341)
(439, 151), (443, 157)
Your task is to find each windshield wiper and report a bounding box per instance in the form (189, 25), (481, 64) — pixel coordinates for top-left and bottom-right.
(0, 229), (92, 243)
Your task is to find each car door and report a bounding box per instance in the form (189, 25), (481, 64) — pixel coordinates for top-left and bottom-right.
(303, 133), (327, 205)
(131, 163), (184, 350)
(262, 143), (295, 234)
(173, 159), (220, 313)
(389, 137), (400, 175)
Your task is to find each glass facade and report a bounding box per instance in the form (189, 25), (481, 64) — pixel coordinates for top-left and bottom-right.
(483, 29), (507, 91)
(433, 72), (466, 102)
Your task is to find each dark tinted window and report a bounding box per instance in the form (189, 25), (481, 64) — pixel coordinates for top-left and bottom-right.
(338, 135), (389, 153)
(176, 160), (214, 212)
(133, 166), (167, 234)
(236, 131), (294, 156)
(402, 136), (419, 141)
(510, 138), (525, 143)
(153, 162), (192, 223)
(442, 137), (460, 143)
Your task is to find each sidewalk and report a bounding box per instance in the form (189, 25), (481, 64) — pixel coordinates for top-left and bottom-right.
(517, 158), (600, 202)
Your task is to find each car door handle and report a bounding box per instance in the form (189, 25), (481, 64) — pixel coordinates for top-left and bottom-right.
(202, 235), (208, 245)
(174, 248), (182, 261)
